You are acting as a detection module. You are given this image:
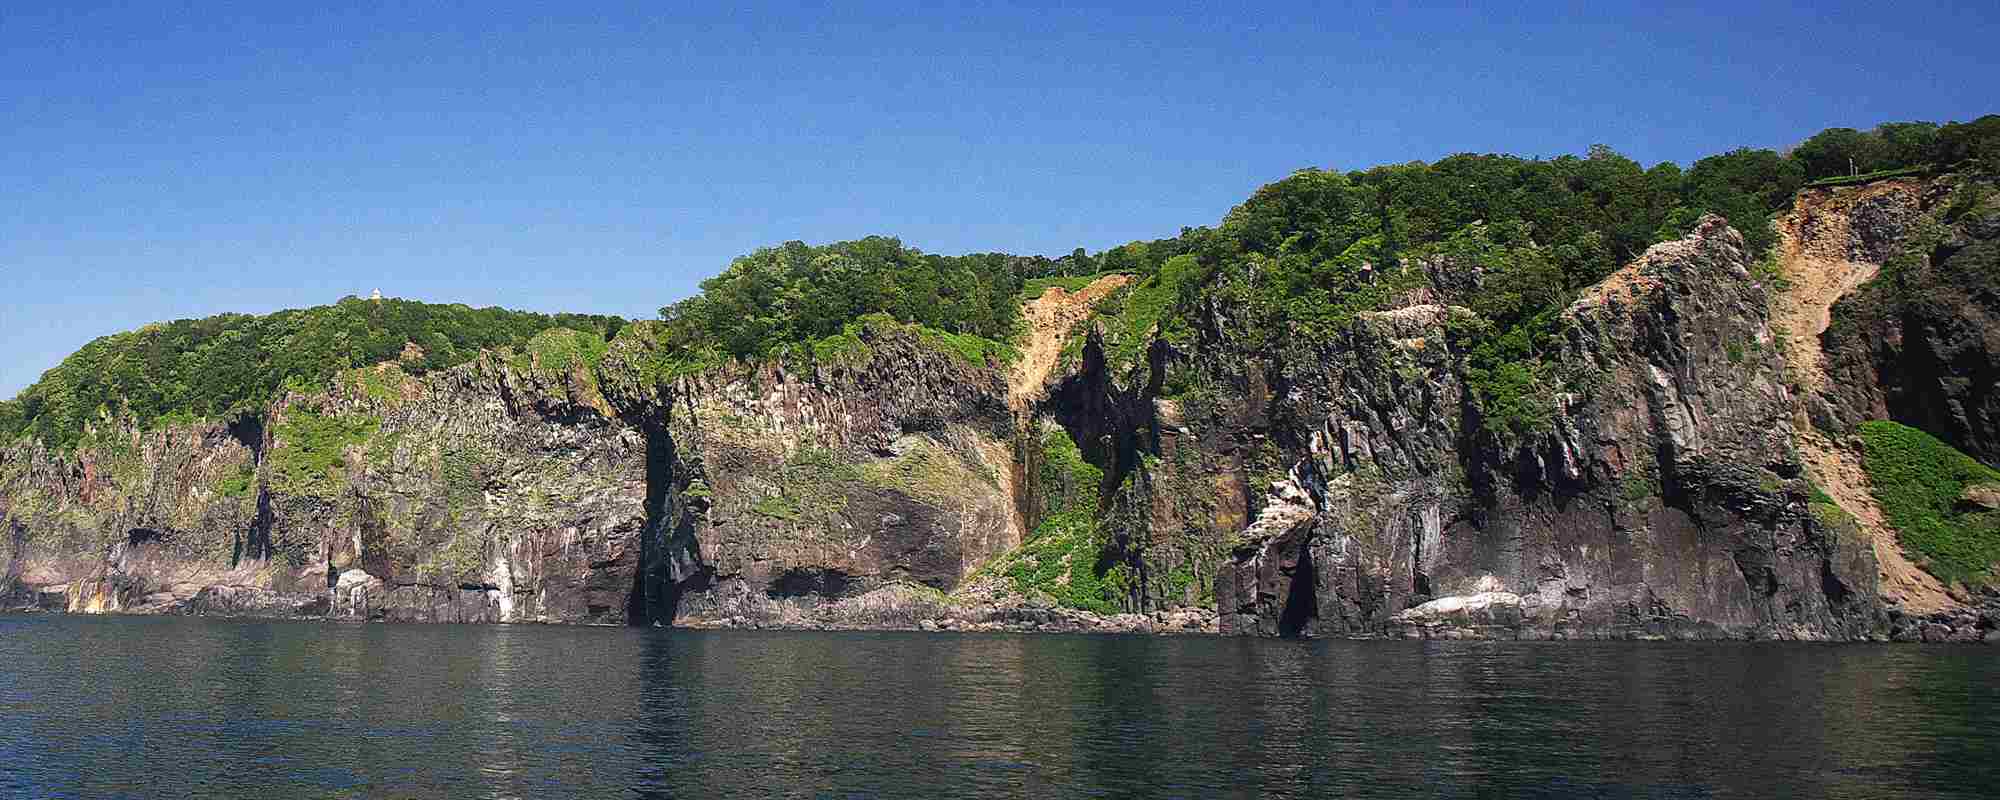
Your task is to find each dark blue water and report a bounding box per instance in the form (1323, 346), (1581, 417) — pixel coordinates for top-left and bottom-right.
(1, 614), (1994, 799)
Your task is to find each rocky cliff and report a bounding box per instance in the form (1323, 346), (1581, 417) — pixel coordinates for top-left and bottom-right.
(0, 319), (1035, 627)
(1816, 177), (2000, 461)
(3, 193), (1996, 641)
(1181, 218), (1880, 640)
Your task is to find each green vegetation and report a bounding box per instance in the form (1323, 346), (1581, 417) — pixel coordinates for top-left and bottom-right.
(809, 329), (871, 367)
(1621, 469), (1660, 503)
(654, 238), (1047, 369)
(1016, 273), (1125, 304)
(340, 363), (415, 405)
(1000, 509), (1123, 614)
(516, 327), (610, 377)
(2, 296), (621, 449)
(1810, 500), (1857, 530)
(859, 434), (995, 502)
(913, 322), (1020, 367)
(439, 442), (492, 516)
(216, 463), (256, 498)
(1039, 117), (2000, 440)
(6, 115), (1997, 455)
(1083, 255), (1204, 371)
(749, 494), (802, 521)
(1860, 421), (2000, 586)
(267, 409), (379, 498)
(981, 424), (1128, 613)
(749, 443), (862, 530)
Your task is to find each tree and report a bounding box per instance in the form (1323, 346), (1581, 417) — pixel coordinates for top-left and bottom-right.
(1791, 127), (1887, 179)
(1875, 121), (1940, 168)
(1934, 115), (2000, 174)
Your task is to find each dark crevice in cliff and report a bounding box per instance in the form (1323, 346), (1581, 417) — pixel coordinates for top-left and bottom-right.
(625, 399), (714, 627)
(354, 496), (390, 578)
(1278, 541), (1317, 638)
(1044, 333), (1160, 510)
(1819, 556), (1855, 607)
(235, 484), (277, 567)
(626, 423), (675, 625)
(226, 414), (265, 460)
(226, 411), (272, 569)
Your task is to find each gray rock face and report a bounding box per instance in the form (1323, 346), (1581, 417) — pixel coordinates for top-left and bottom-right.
(1, 198), (1985, 640)
(1821, 180), (2000, 463)
(1208, 217), (1881, 639)
(2, 320), (1022, 627)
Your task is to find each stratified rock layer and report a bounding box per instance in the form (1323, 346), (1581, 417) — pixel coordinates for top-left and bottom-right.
(1204, 218), (1878, 639)
(3, 191), (1993, 640)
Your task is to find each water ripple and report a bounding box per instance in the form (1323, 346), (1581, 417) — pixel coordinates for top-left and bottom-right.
(0, 616), (1993, 798)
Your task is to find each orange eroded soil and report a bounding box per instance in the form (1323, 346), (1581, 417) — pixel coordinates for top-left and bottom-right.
(1773, 180), (1952, 613)
(1008, 275), (1131, 411)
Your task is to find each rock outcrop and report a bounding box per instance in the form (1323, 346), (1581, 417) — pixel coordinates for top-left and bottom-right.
(2, 190), (1993, 642)
(1203, 217), (1881, 640)
(2, 320), (1026, 627)
(1819, 177), (2000, 462)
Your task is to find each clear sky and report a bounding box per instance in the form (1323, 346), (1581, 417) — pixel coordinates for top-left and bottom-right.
(3, 1), (1995, 397)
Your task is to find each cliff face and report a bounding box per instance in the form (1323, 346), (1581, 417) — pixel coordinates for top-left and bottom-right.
(1817, 177), (2000, 462)
(1, 321), (1024, 627)
(2, 199), (1990, 640)
(1176, 218), (1879, 639)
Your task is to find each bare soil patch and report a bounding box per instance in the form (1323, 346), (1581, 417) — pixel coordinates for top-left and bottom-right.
(1008, 275), (1131, 411)
(1773, 180), (1953, 612)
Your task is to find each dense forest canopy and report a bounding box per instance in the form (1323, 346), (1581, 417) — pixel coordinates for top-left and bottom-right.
(0, 298), (624, 449)
(654, 237), (1050, 361)
(3, 115), (1995, 449)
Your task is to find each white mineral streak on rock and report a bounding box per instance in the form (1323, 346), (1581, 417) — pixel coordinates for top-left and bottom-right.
(1396, 591), (1523, 621)
(491, 547), (516, 622)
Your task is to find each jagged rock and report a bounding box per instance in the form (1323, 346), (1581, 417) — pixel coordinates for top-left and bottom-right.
(0, 186), (1988, 643)
(0, 319), (1025, 627)
(1960, 482), (2000, 511)
(1210, 216), (1885, 640)
(1820, 178), (2000, 462)
(185, 584), (327, 618)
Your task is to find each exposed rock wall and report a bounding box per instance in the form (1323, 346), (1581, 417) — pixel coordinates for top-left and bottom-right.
(2, 321), (1024, 627)
(1202, 218), (1881, 639)
(4, 193), (1992, 641)
(1819, 178), (2000, 462)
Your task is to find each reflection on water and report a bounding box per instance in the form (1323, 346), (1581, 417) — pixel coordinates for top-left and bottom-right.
(0, 614), (1994, 798)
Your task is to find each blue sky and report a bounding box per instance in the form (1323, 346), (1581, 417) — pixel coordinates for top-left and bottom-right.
(3, 1), (1995, 397)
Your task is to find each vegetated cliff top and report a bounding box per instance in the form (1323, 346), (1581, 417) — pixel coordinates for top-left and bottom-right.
(5, 115), (1996, 450)
(0, 296), (626, 449)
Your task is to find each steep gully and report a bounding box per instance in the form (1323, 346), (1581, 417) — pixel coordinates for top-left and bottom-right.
(614, 272), (1147, 628)
(1772, 180), (1953, 614)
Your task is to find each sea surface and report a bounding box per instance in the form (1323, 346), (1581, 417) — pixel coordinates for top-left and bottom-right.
(0, 614), (1994, 799)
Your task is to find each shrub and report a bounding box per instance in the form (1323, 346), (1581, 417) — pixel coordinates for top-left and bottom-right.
(1860, 421), (2000, 585)
(267, 409), (379, 498)
(974, 424), (1128, 613)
